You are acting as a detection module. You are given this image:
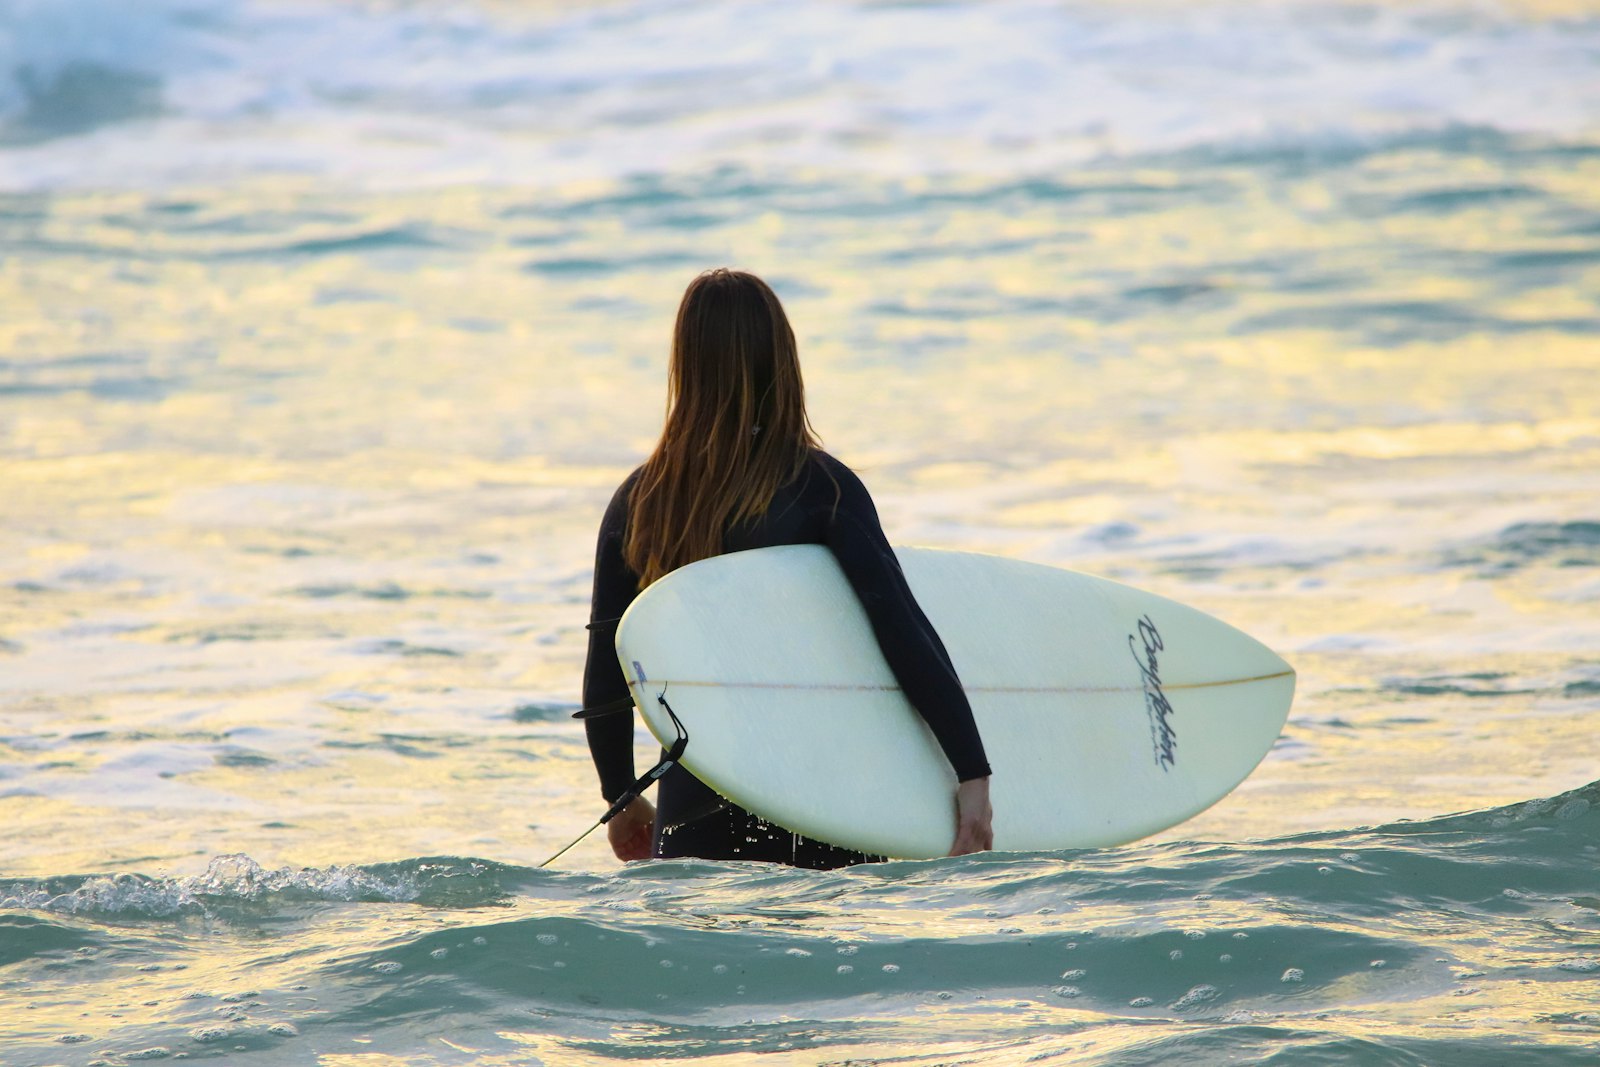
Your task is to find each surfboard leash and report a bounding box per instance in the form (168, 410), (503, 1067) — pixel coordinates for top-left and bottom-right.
(537, 686), (689, 869)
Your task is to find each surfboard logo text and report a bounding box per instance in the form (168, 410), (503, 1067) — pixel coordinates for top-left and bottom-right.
(1130, 615), (1177, 770)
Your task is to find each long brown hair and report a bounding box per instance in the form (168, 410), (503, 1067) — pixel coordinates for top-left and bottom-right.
(624, 269), (820, 588)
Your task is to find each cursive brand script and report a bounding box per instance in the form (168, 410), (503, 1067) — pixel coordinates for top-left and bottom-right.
(1129, 615), (1177, 770)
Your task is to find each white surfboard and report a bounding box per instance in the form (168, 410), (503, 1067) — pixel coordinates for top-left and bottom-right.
(615, 546), (1293, 859)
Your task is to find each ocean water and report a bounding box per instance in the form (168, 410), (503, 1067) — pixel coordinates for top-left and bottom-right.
(2, 0), (1599, 1063)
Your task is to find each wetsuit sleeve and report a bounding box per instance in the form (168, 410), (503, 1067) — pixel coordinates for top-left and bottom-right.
(582, 477), (641, 803)
(819, 465), (992, 782)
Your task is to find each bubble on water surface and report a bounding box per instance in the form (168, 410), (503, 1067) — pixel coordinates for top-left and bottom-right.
(1282, 968), (1305, 983)
(1172, 985), (1220, 1009)
(1556, 958), (1599, 973)
(882, 964), (899, 974)
(1556, 799), (1591, 820)
(1052, 985), (1081, 998)
(1129, 997), (1155, 1008)
(371, 961), (402, 974)
(1061, 969), (1086, 979)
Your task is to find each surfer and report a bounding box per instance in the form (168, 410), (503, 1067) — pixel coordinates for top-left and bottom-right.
(581, 268), (993, 868)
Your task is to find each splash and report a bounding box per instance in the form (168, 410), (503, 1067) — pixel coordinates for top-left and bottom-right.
(0, 853), (515, 917)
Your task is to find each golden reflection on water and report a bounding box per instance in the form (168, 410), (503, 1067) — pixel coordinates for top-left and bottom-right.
(2, 140), (1599, 885)
(3, 7), (1599, 1060)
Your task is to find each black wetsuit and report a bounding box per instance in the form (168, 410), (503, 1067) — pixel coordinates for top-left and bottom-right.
(582, 449), (990, 869)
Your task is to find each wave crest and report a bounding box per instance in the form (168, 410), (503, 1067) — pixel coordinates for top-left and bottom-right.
(0, 853), (512, 918)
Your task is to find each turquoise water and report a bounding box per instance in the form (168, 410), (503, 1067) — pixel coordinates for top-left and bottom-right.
(3, 785), (1599, 1064)
(3, 0), (1599, 1063)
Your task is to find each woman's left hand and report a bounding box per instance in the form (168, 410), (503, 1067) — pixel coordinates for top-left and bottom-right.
(949, 776), (994, 856)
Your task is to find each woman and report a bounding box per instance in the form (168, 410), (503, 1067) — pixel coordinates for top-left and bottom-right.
(581, 269), (993, 868)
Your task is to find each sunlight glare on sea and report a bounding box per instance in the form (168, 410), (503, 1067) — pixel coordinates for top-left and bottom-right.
(2, 0), (1598, 1063)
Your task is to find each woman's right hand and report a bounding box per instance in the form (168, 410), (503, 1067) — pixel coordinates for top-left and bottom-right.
(606, 797), (656, 861)
(949, 776), (994, 856)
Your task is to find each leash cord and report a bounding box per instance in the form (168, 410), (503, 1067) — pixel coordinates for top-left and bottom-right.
(537, 686), (688, 869)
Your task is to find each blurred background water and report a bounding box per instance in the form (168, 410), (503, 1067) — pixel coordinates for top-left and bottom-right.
(1, 0), (1598, 1063)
